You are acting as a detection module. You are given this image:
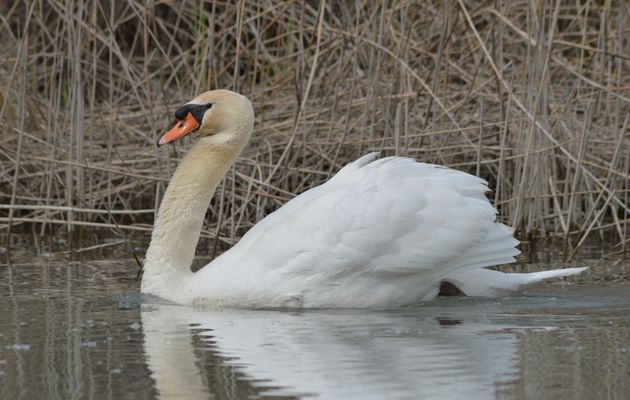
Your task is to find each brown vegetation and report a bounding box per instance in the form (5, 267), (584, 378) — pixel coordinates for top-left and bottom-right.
(1, 1), (629, 260)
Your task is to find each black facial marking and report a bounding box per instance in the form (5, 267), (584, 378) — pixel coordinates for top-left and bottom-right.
(174, 102), (213, 125)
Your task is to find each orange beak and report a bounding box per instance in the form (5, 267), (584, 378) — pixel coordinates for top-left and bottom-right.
(158, 112), (200, 146)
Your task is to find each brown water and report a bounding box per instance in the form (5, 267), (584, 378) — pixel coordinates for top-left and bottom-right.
(1, 260), (629, 400)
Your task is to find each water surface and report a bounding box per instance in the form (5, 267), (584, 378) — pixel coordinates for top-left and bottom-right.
(1, 261), (629, 399)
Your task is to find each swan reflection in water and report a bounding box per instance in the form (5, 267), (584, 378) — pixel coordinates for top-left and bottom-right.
(141, 301), (521, 399)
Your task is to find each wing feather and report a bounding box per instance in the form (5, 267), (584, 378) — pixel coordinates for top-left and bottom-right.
(219, 155), (500, 284)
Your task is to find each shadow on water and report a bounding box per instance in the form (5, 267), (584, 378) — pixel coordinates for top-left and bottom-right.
(1, 258), (629, 399)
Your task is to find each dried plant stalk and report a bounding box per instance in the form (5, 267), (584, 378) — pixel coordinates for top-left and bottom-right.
(0, 0), (628, 259)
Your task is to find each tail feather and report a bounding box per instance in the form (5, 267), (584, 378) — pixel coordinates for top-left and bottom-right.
(440, 222), (587, 297)
(445, 267), (588, 297)
(523, 267), (588, 285)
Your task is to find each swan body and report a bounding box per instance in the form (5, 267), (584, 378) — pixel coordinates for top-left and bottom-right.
(142, 90), (586, 308)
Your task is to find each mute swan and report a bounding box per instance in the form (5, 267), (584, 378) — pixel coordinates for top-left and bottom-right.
(142, 89), (586, 307)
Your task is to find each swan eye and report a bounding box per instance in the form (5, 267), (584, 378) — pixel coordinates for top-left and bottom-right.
(205, 103), (213, 109)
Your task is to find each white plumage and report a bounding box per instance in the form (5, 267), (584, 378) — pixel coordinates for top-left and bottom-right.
(142, 90), (586, 308)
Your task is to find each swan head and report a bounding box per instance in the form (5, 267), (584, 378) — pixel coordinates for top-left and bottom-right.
(158, 89), (254, 147)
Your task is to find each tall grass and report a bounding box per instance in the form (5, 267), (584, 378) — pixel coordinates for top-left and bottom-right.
(0, 0), (628, 260)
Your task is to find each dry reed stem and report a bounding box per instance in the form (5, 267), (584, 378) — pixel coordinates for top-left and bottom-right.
(0, 0), (628, 260)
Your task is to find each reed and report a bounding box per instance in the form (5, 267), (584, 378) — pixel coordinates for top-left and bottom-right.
(0, 0), (628, 260)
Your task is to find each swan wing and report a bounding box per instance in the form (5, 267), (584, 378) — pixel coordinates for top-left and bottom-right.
(205, 154), (515, 306)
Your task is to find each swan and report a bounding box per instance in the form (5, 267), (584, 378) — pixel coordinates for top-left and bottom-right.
(142, 89), (586, 307)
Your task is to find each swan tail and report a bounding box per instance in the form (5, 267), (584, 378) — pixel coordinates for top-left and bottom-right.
(444, 267), (588, 297)
(522, 267), (588, 284)
(440, 223), (587, 297)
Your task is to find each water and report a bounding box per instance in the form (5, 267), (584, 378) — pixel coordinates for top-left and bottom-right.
(1, 261), (629, 400)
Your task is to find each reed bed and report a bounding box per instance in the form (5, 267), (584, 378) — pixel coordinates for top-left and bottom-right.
(0, 0), (628, 261)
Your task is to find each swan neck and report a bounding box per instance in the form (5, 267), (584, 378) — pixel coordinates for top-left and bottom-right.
(142, 139), (242, 295)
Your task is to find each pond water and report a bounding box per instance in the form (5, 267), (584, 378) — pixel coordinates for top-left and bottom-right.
(1, 260), (629, 400)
